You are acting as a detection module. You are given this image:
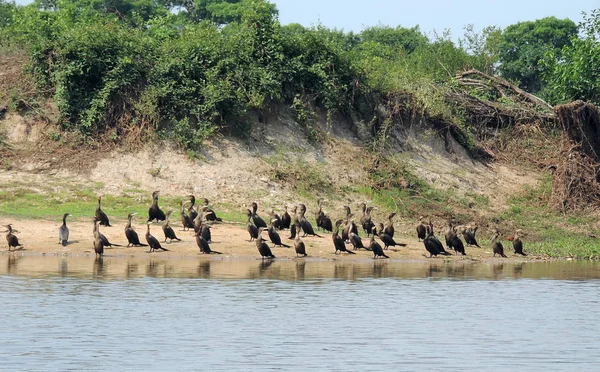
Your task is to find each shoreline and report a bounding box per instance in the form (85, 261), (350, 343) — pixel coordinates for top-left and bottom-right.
(0, 217), (566, 263)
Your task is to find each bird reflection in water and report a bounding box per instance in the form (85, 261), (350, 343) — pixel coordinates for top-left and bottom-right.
(93, 256), (105, 278)
(492, 263), (505, 278)
(196, 260), (211, 278)
(294, 260), (306, 280)
(6, 255), (18, 274)
(126, 262), (139, 278)
(59, 258), (68, 277)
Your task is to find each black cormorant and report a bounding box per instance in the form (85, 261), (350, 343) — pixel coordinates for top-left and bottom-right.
(95, 196), (111, 227)
(125, 213), (147, 247)
(256, 228), (275, 259)
(492, 229), (507, 258)
(146, 223), (168, 253)
(148, 190), (166, 223)
(333, 219), (355, 255)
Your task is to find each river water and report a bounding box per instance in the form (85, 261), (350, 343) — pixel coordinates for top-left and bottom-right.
(0, 255), (598, 371)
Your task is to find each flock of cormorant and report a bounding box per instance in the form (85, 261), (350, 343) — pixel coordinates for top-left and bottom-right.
(3, 192), (527, 259)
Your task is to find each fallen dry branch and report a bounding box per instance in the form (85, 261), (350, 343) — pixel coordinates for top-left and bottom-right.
(457, 69), (553, 110)
(449, 69), (555, 136)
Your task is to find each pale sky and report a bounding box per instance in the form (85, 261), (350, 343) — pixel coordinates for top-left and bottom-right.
(14, 0), (598, 39)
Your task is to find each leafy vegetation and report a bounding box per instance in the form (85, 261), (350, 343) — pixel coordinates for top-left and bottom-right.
(541, 10), (600, 106)
(498, 17), (577, 95)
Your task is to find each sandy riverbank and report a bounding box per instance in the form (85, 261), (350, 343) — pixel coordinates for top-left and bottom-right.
(0, 217), (544, 263)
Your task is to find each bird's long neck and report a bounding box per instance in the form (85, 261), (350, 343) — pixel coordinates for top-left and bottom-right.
(126, 216), (132, 229)
(62, 215), (68, 226)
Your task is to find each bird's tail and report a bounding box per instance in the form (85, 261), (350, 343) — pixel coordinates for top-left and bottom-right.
(346, 250), (356, 254)
(61, 240), (68, 247)
(382, 253), (390, 258)
(138, 243), (148, 247)
(397, 243), (407, 247)
(216, 218), (223, 222)
(110, 243), (123, 247)
(282, 243), (291, 248)
(212, 250), (223, 255)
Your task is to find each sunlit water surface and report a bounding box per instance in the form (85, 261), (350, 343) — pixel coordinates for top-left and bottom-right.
(0, 255), (599, 371)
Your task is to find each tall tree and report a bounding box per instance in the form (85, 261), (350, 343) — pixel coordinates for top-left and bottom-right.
(171, 0), (277, 24)
(360, 25), (428, 53)
(498, 17), (577, 93)
(542, 9), (600, 105)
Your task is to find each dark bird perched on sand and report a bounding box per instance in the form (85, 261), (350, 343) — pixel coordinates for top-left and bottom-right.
(445, 222), (466, 255)
(58, 213), (71, 246)
(369, 233), (389, 259)
(245, 209), (259, 242)
(375, 223), (407, 250)
(333, 219), (355, 255)
(342, 206), (359, 237)
(315, 199), (333, 232)
(5, 224), (23, 251)
(492, 228), (507, 258)
(360, 203), (376, 237)
(95, 196), (111, 227)
(93, 217), (122, 248)
(280, 206), (292, 230)
(162, 211), (182, 243)
(383, 212), (396, 238)
(250, 201), (267, 229)
(148, 190), (166, 223)
(293, 223), (307, 257)
(462, 223), (481, 248)
(269, 209), (282, 230)
(268, 220), (291, 248)
(423, 222), (451, 257)
(196, 230), (221, 254)
(512, 229), (527, 256)
(201, 198), (222, 222)
(256, 227), (275, 259)
(449, 229), (466, 256)
(186, 195), (199, 221)
(92, 219), (104, 257)
(146, 223), (168, 253)
(179, 200), (194, 231)
(125, 213), (148, 247)
(348, 231), (366, 250)
(298, 204), (322, 238)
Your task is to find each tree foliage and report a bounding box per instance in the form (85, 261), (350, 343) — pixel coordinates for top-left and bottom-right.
(542, 10), (600, 105)
(3, 0), (596, 150)
(0, 0), (15, 29)
(498, 16), (578, 94)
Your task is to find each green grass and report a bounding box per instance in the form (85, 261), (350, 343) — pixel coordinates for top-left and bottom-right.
(0, 182), (247, 226)
(498, 176), (600, 259)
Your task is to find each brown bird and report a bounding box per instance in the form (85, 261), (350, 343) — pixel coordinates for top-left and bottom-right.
(293, 223), (307, 257)
(512, 229), (527, 256)
(5, 224), (23, 251)
(416, 216), (427, 241)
